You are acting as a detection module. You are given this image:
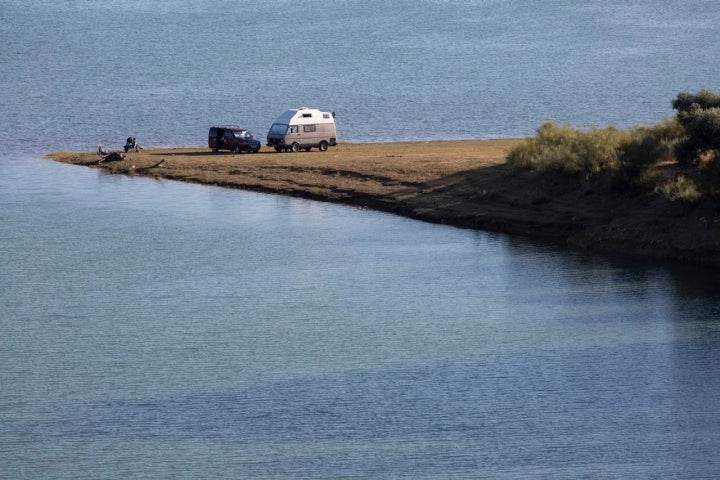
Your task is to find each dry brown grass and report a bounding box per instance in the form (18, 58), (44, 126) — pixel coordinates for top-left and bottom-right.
(49, 140), (519, 200)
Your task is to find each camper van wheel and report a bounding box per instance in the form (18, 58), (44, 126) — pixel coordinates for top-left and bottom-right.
(290, 142), (300, 153)
(318, 140), (329, 152)
(233, 145), (241, 154)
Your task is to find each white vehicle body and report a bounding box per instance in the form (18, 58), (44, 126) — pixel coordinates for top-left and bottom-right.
(266, 107), (337, 152)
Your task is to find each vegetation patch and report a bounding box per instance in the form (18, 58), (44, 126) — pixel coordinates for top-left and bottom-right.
(655, 175), (701, 204)
(506, 90), (720, 201)
(506, 121), (629, 176)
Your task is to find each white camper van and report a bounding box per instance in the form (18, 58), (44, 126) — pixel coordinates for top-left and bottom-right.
(266, 107), (337, 152)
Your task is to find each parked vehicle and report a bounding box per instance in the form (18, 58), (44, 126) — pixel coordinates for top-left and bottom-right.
(209, 126), (261, 153)
(266, 108), (337, 152)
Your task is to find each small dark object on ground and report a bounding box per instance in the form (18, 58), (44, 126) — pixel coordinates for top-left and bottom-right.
(98, 152), (125, 163)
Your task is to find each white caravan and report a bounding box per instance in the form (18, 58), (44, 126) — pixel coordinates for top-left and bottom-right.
(266, 107), (337, 152)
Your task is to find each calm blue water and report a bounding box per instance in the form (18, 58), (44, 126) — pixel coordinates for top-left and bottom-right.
(2, 1), (720, 478)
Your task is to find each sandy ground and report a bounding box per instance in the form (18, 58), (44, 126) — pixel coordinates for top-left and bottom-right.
(49, 140), (720, 267)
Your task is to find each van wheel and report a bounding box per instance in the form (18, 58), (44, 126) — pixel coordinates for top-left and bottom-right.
(290, 142), (300, 153)
(233, 145), (241, 154)
(274, 146), (283, 152)
(212, 147), (218, 153)
(318, 141), (329, 152)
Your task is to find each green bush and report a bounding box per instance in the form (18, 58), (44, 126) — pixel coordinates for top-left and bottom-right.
(504, 91), (720, 199)
(655, 175), (701, 204)
(672, 89), (720, 112)
(506, 121), (625, 176)
(672, 90), (720, 166)
(644, 116), (685, 160)
(615, 133), (663, 189)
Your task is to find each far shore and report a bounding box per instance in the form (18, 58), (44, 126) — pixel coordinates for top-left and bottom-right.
(48, 140), (720, 268)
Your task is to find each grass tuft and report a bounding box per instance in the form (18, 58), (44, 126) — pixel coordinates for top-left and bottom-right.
(655, 176), (701, 204)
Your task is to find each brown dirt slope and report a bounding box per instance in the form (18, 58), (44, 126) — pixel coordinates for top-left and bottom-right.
(48, 140), (720, 267)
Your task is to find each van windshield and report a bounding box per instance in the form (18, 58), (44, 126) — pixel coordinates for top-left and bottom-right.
(269, 123), (288, 135)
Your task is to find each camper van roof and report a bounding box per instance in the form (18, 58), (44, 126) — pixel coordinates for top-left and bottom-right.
(273, 108), (331, 124)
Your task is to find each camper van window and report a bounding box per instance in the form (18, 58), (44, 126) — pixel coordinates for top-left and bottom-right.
(303, 125), (316, 133)
(323, 113), (330, 119)
(302, 113), (312, 118)
(269, 124), (289, 135)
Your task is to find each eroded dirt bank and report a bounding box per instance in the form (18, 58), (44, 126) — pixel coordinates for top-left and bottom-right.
(49, 140), (720, 267)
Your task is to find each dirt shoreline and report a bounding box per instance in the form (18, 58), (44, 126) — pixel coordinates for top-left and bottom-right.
(49, 140), (720, 268)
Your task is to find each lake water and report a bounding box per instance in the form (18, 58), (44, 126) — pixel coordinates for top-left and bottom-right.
(2, 1), (720, 478)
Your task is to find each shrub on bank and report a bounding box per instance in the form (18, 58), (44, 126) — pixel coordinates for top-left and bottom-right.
(615, 133), (662, 190)
(672, 89), (720, 112)
(655, 175), (701, 204)
(506, 121), (626, 176)
(505, 90), (720, 201)
(506, 120), (674, 179)
(613, 119), (685, 190)
(672, 90), (720, 166)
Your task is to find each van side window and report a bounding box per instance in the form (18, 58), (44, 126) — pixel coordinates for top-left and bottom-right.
(302, 113), (312, 118)
(290, 126), (298, 134)
(303, 125), (316, 133)
(323, 113), (330, 119)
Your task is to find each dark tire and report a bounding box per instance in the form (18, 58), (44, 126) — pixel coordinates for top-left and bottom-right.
(290, 142), (300, 153)
(233, 145), (241, 154)
(252, 146), (260, 153)
(212, 147), (218, 153)
(318, 140), (329, 152)
(274, 146), (283, 152)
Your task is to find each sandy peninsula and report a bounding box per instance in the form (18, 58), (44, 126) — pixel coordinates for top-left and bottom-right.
(49, 140), (720, 267)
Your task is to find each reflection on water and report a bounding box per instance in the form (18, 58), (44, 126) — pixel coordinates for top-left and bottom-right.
(2, 158), (720, 478)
